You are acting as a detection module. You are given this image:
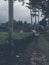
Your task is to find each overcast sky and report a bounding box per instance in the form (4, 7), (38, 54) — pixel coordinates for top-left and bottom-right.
(0, 0), (43, 23)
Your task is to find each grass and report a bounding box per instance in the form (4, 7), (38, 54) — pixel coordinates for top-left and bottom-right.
(0, 32), (8, 44)
(14, 32), (32, 39)
(0, 32), (49, 61)
(0, 32), (32, 44)
(39, 35), (49, 60)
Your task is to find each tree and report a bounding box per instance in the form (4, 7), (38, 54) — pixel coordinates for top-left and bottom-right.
(4, 0), (25, 65)
(26, 0), (42, 31)
(41, 0), (49, 18)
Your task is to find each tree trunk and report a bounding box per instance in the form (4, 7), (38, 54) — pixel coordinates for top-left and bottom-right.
(8, 0), (13, 46)
(8, 0), (15, 65)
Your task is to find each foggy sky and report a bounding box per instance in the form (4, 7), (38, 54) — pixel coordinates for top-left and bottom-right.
(0, 0), (43, 23)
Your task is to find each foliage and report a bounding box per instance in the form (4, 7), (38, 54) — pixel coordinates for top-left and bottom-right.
(0, 20), (32, 32)
(0, 32), (32, 44)
(0, 32), (34, 65)
(0, 32), (49, 64)
(27, 0), (49, 20)
(39, 34), (49, 62)
(41, 0), (49, 18)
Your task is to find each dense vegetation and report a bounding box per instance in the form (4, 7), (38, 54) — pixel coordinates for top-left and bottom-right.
(0, 32), (33, 44)
(0, 20), (32, 32)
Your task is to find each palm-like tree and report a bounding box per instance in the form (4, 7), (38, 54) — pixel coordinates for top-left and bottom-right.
(27, 0), (48, 30)
(26, 3), (34, 31)
(26, 0), (41, 30)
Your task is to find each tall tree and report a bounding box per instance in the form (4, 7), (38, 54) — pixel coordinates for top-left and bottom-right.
(27, 0), (41, 30)
(4, 0), (25, 65)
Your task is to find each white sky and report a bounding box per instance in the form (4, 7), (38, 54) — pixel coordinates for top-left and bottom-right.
(0, 0), (44, 23)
